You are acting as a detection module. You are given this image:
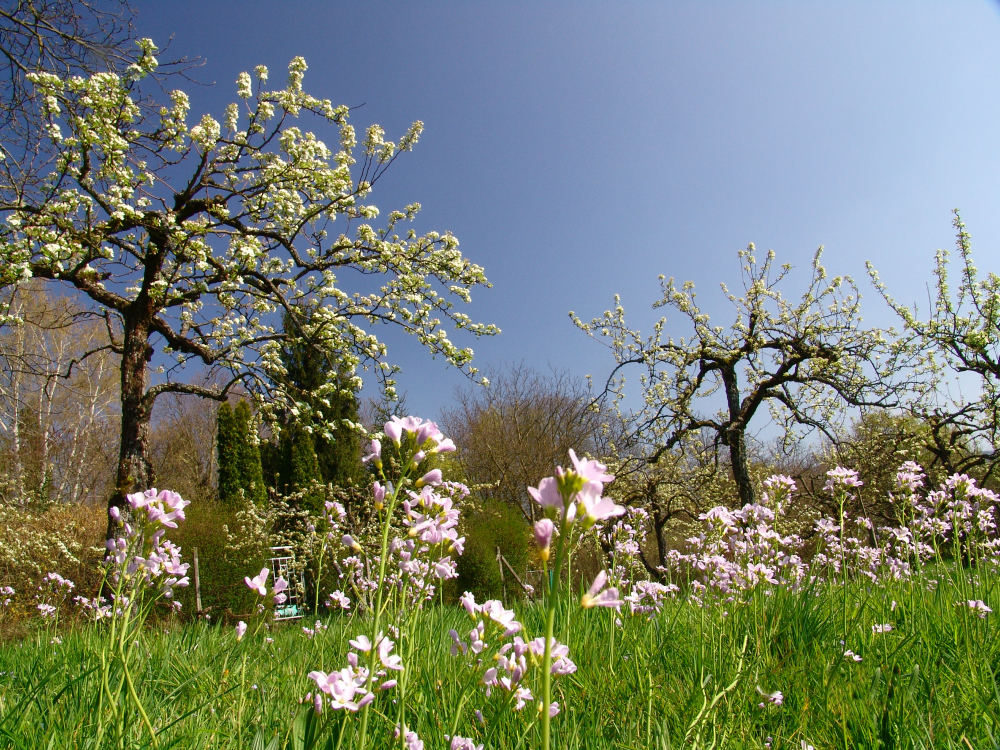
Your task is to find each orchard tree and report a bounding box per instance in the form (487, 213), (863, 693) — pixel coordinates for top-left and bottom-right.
(573, 247), (903, 507)
(0, 41), (498, 533)
(869, 212), (1000, 482)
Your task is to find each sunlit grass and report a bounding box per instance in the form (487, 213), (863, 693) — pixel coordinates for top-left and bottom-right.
(1, 571), (997, 749)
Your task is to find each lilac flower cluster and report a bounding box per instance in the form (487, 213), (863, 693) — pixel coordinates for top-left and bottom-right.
(36, 572), (74, 619)
(447, 591), (575, 716)
(245, 567), (289, 609)
(603, 508), (680, 617)
(306, 630), (404, 712)
(666, 475), (805, 601)
(94, 489), (191, 619)
(300, 417), (480, 747)
(653, 465), (997, 619)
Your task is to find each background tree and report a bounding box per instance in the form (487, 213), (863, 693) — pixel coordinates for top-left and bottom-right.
(869, 211), (1000, 483)
(215, 398), (265, 506)
(573, 247), (904, 507)
(263, 308), (366, 495)
(0, 43), (497, 531)
(0, 281), (119, 505)
(149, 389), (218, 505)
(441, 364), (609, 523)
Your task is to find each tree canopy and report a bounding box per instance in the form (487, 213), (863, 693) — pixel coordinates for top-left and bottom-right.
(869, 212), (1000, 482)
(574, 247), (903, 506)
(0, 38), (497, 522)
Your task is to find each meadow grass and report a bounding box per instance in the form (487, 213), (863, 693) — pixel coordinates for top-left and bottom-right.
(1, 572), (997, 749)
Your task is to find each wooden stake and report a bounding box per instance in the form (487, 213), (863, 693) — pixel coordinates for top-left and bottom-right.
(193, 546), (202, 613)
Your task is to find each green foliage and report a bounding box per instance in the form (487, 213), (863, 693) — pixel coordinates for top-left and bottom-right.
(169, 499), (265, 618)
(235, 401), (267, 505)
(262, 423), (326, 516)
(263, 309), (368, 518)
(279, 308), (365, 488)
(286, 426), (324, 514)
(455, 496), (531, 601)
(216, 402), (239, 505)
(217, 400), (267, 506)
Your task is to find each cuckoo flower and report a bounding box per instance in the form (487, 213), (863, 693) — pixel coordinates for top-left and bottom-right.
(581, 570), (622, 610)
(245, 568), (269, 596)
(534, 519), (555, 561)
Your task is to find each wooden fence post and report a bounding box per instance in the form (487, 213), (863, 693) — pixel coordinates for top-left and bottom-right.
(193, 546), (203, 613)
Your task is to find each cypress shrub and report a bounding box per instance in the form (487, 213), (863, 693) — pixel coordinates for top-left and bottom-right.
(233, 400), (267, 506)
(216, 402), (240, 506)
(217, 399), (266, 506)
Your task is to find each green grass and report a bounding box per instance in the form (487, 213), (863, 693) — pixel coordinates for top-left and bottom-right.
(1, 573), (998, 749)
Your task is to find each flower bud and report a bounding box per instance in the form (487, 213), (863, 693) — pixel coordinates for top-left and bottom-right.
(533, 519), (554, 562)
(415, 468), (442, 488)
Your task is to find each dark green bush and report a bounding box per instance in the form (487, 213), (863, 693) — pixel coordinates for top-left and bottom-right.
(455, 497), (531, 601)
(170, 499), (265, 621)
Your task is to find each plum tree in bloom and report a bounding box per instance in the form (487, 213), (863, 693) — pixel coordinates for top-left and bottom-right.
(573, 247), (903, 507)
(0, 40), (498, 529)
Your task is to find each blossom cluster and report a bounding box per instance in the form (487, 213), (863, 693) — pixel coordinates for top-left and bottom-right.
(449, 592), (572, 717)
(656, 465), (997, 618)
(665, 475), (805, 602)
(306, 630), (403, 712)
(103, 489), (192, 608)
(603, 507), (679, 617)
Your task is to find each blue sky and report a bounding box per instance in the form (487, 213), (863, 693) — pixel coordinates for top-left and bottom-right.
(134, 1), (1000, 421)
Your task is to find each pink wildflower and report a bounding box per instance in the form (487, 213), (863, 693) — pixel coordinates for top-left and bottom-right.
(581, 570), (622, 610)
(245, 568), (269, 596)
(958, 599), (992, 617)
(272, 576), (289, 605)
(528, 476), (564, 511)
(450, 736), (484, 750)
(568, 449), (614, 485)
(756, 686), (783, 707)
(825, 467), (863, 493)
(534, 518), (555, 559)
(361, 438), (382, 464)
(416, 468), (443, 487)
(576, 482), (625, 526)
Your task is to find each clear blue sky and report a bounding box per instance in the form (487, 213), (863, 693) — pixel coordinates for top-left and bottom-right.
(134, 1), (1000, 421)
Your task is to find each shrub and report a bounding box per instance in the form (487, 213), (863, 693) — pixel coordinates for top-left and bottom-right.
(455, 496), (531, 601)
(170, 498), (265, 619)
